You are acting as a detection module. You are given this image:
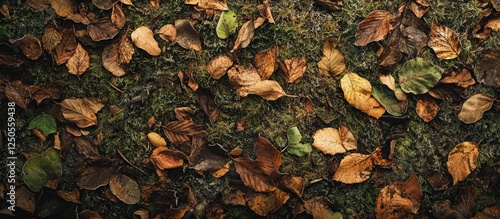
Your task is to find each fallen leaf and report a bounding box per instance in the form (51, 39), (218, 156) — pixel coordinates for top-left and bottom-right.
(15, 186), (36, 214)
(154, 207), (190, 219)
(441, 66), (476, 88)
(447, 142), (479, 185)
(157, 24), (177, 42)
(111, 4), (126, 29)
(27, 0), (51, 11)
(102, 34), (135, 77)
(379, 74), (396, 90)
(109, 174), (140, 204)
(355, 10), (392, 46)
(141, 185), (177, 205)
(92, 0), (117, 10)
(150, 146), (186, 170)
(50, 0), (76, 18)
(42, 24), (62, 52)
(79, 210), (102, 219)
(175, 19), (202, 51)
(150, 0), (159, 8)
(206, 201), (225, 219)
(286, 126), (312, 157)
(333, 153), (373, 184)
(364, 96), (386, 119)
(303, 196), (343, 219)
(53, 28), (76, 65)
(10, 35), (43, 60)
(372, 86), (408, 117)
(426, 171), (450, 191)
(21, 148), (62, 192)
(428, 84), (464, 102)
(66, 43), (90, 76)
(340, 72), (372, 112)
(428, 22), (461, 59)
(247, 189), (289, 216)
(59, 97), (102, 128)
(473, 204), (500, 219)
(257, 1), (274, 23)
(163, 119), (205, 145)
(454, 184), (479, 218)
(279, 57), (307, 83)
(254, 45), (278, 80)
(396, 57), (443, 94)
(312, 126), (357, 155)
(416, 97), (439, 122)
(147, 132), (167, 147)
(216, 10), (237, 39)
(315, 0), (343, 11)
(375, 174), (422, 219)
(475, 49), (500, 88)
(238, 80), (287, 101)
(318, 37), (346, 76)
(195, 88), (221, 123)
(174, 107), (195, 121)
(88, 18), (120, 41)
(29, 81), (65, 105)
(255, 134), (282, 175)
(5, 80), (30, 109)
(28, 114), (57, 136)
(207, 54), (233, 79)
(233, 154), (276, 192)
(279, 174), (304, 197)
(227, 64), (261, 87)
(410, 0), (430, 18)
(131, 26), (161, 56)
(188, 137), (229, 174)
(185, 0), (229, 10)
(56, 187), (81, 204)
(232, 20), (255, 52)
(458, 94), (494, 124)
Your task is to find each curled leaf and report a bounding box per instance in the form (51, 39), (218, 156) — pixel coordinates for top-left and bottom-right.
(131, 26), (161, 56)
(376, 174), (422, 218)
(102, 34), (134, 77)
(232, 20), (254, 52)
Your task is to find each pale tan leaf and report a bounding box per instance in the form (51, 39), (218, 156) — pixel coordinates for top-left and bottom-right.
(312, 126), (357, 155)
(60, 98), (99, 128)
(120, 0), (134, 6)
(318, 37), (346, 76)
(279, 57), (307, 83)
(458, 94), (494, 124)
(355, 10), (392, 46)
(428, 22), (461, 60)
(238, 80), (286, 101)
(333, 153), (373, 184)
(50, 0), (75, 18)
(379, 74), (396, 90)
(227, 64), (261, 87)
(447, 142), (479, 185)
(254, 45), (278, 80)
(232, 20), (254, 52)
(157, 24), (177, 42)
(131, 26), (161, 56)
(207, 54), (233, 79)
(175, 19), (202, 51)
(66, 43), (90, 76)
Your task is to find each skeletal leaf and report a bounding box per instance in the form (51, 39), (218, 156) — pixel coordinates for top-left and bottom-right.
(10, 35), (43, 60)
(66, 43), (90, 76)
(207, 54), (233, 79)
(238, 80), (287, 101)
(396, 58), (442, 94)
(279, 57), (307, 83)
(475, 49), (500, 88)
(157, 24), (176, 42)
(131, 26), (161, 56)
(318, 37), (346, 76)
(416, 97), (439, 122)
(175, 19), (202, 51)
(333, 153), (373, 184)
(109, 174), (140, 205)
(376, 174), (422, 218)
(254, 45), (278, 80)
(458, 94), (494, 124)
(355, 10), (392, 46)
(216, 10), (237, 39)
(232, 20), (254, 52)
(340, 72), (372, 112)
(447, 142), (479, 185)
(428, 22), (461, 60)
(312, 126), (357, 156)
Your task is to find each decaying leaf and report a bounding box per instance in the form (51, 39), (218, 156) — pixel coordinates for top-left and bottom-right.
(340, 72), (372, 112)
(232, 20), (255, 52)
(372, 86), (408, 117)
(426, 171), (450, 191)
(141, 185), (178, 205)
(475, 49), (500, 88)
(188, 137), (228, 174)
(53, 28), (77, 65)
(302, 196), (343, 219)
(355, 10), (392, 46)
(21, 148), (63, 192)
(10, 35), (43, 60)
(88, 18), (120, 41)
(318, 37), (346, 76)
(207, 54), (233, 79)
(410, 0), (430, 18)
(254, 45), (278, 80)
(416, 97), (439, 122)
(157, 24), (177, 42)
(109, 174), (140, 204)
(147, 132), (167, 147)
(473, 204), (500, 219)
(102, 34), (135, 77)
(279, 57), (307, 83)
(131, 26), (161, 56)
(29, 82), (64, 105)
(195, 88), (221, 123)
(447, 142), (479, 185)
(428, 22), (461, 60)
(66, 43), (90, 76)
(175, 19), (202, 51)
(458, 94), (494, 124)
(150, 146), (186, 170)
(333, 153), (373, 184)
(42, 24), (62, 52)
(375, 174), (422, 219)
(441, 66), (475, 88)
(247, 189), (289, 216)
(56, 187), (81, 204)
(312, 126), (357, 155)
(5, 80), (31, 109)
(228, 64), (261, 87)
(396, 58), (443, 94)
(163, 119), (205, 145)
(59, 97), (103, 128)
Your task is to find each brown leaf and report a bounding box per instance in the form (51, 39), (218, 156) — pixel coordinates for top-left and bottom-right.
(258, 1), (274, 23)
(174, 107), (195, 121)
(312, 126), (357, 155)
(447, 142), (479, 185)
(157, 24), (177, 42)
(10, 35), (43, 60)
(189, 138), (229, 174)
(233, 154), (276, 192)
(131, 26), (161, 55)
(375, 174), (423, 219)
(50, 0), (76, 18)
(441, 66), (475, 88)
(5, 80), (30, 109)
(255, 134), (281, 175)
(227, 64), (261, 87)
(141, 185), (177, 205)
(154, 207), (190, 219)
(53, 28), (76, 65)
(175, 19), (202, 51)
(74, 136), (100, 159)
(364, 96), (386, 119)
(66, 43), (90, 76)
(195, 88), (221, 123)
(254, 45), (278, 80)
(428, 22), (461, 60)
(247, 189), (289, 216)
(79, 210), (102, 219)
(426, 171), (450, 191)
(163, 119), (205, 145)
(102, 34), (135, 77)
(232, 20), (255, 52)
(92, 0), (117, 10)
(279, 57), (307, 83)
(16, 186), (36, 214)
(458, 94), (494, 124)
(147, 116), (156, 128)
(318, 37), (346, 76)
(238, 80), (287, 101)
(428, 84), (463, 101)
(207, 54), (233, 79)
(56, 187), (81, 204)
(473, 204), (500, 219)
(150, 147), (186, 170)
(416, 97), (439, 122)
(410, 0), (430, 18)
(333, 153), (373, 184)
(279, 174), (304, 197)
(109, 174), (140, 204)
(27, 0), (51, 11)
(454, 184), (478, 219)
(315, 0), (343, 11)
(60, 98), (102, 128)
(185, 0), (228, 10)
(88, 18), (120, 41)
(75, 158), (114, 190)
(147, 132), (167, 148)
(206, 201), (225, 219)
(111, 4), (126, 29)
(42, 24), (62, 52)
(150, 0), (159, 8)
(475, 49), (500, 88)
(29, 81), (65, 105)
(303, 196), (340, 219)
(355, 10), (392, 46)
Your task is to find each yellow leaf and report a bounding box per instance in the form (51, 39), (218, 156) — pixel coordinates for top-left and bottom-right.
(340, 72), (372, 112)
(447, 142), (479, 185)
(131, 26), (161, 56)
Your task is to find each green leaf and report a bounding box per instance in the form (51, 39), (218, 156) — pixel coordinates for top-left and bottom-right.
(216, 10), (237, 39)
(396, 57), (443, 94)
(22, 148), (62, 192)
(286, 127), (312, 157)
(372, 86), (408, 116)
(27, 114), (57, 136)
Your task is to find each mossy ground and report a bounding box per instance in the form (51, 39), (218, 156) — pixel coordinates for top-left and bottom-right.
(0, 0), (499, 218)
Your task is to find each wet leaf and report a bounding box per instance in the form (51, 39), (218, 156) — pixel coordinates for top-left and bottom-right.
(428, 22), (461, 59)
(5, 80), (30, 109)
(111, 4), (125, 29)
(28, 114), (57, 136)
(333, 153), (373, 184)
(102, 34), (135, 77)
(410, 0), (430, 18)
(66, 43), (90, 76)
(29, 81), (65, 105)
(458, 94), (494, 124)
(109, 174), (140, 204)
(22, 148), (62, 192)
(232, 20), (254, 52)
(207, 54), (233, 79)
(447, 142), (479, 185)
(79, 210), (102, 219)
(441, 66), (475, 88)
(88, 18), (120, 41)
(216, 10), (237, 39)
(75, 158), (114, 190)
(141, 185), (177, 205)
(150, 147), (186, 170)
(131, 26), (161, 56)
(286, 126), (312, 157)
(147, 132), (167, 148)
(56, 187), (81, 204)
(475, 49), (500, 88)
(396, 58), (443, 94)
(60, 97), (103, 128)
(279, 57), (307, 83)
(355, 10), (392, 46)
(175, 19), (202, 51)
(238, 80), (287, 101)
(254, 45), (278, 80)
(340, 72), (372, 112)
(11, 35), (43, 60)
(92, 0), (117, 10)
(426, 171), (450, 191)
(416, 97), (439, 122)
(157, 24), (176, 42)
(247, 189), (289, 216)
(315, 0), (343, 11)
(318, 37), (346, 76)
(312, 126), (357, 155)
(372, 86), (408, 116)
(375, 174), (422, 219)
(53, 28), (76, 65)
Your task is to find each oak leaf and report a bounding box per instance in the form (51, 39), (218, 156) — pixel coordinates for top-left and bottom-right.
(131, 26), (161, 56)
(279, 57), (307, 83)
(207, 54), (233, 79)
(416, 97), (439, 122)
(109, 174), (140, 204)
(247, 189), (289, 216)
(175, 19), (202, 51)
(150, 147), (186, 170)
(375, 174), (422, 219)
(59, 97), (103, 128)
(428, 22), (461, 60)
(66, 43), (90, 76)
(254, 45), (278, 80)
(312, 126), (357, 155)
(458, 94), (494, 124)
(333, 153), (373, 184)
(232, 20), (255, 52)
(10, 35), (43, 60)
(355, 10), (392, 46)
(102, 34), (134, 77)
(447, 142), (479, 185)
(318, 37), (346, 76)
(157, 24), (176, 42)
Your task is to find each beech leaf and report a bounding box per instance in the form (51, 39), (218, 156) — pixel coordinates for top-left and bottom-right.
(318, 37), (346, 76)
(279, 57), (307, 83)
(102, 34), (134, 77)
(207, 54), (233, 79)
(238, 80), (287, 101)
(458, 94), (494, 124)
(10, 35), (43, 60)
(5, 80), (30, 109)
(21, 148), (62, 192)
(66, 43), (90, 76)
(87, 18), (120, 41)
(396, 58), (442, 94)
(150, 147), (186, 170)
(372, 86), (408, 116)
(441, 66), (475, 88)
(475, 49), (500, 88)
(42, 24), (62, 52)
(131, 26), (161, 56)
(416, 97), (439, 123)
(232, 20), (255, 52)
(59, 97), (103, 128)
(216, 10), (237, 39)
(375, 174), (423, 218)
(157, 24), (176, 42)
(247, 189), (289, 216)
(254, 45), (278, 80)
(428, 22), (461, 60)
(109, 174), (140, 204)
(175, 19), (202, 51)
(355, 10), (392, 46)
(340, 72), (372, 112)
(53, 28), (76, 65)
(333, 153), (373, 184)
(312, 126), (357, 155)
(447, 142), (479, 185)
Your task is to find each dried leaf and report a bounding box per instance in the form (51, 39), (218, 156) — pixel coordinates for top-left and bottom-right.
(426, 171), (450, 191)
(258, 1), (274, 23)
(188, 138), (228, 174)
(279, 57), (307, 83)
(163, 119), (205, 145)
(102, 34), (135, 77)
(255, 134), (281, 175)
(416, 97), (439, 122)
(233, 154), (276, 192)
(185, 0), (229, 10)
(254, 45), (278, 80)
(410, 0), (430, 18)
(364, 96), (386, 119)
(227, 64), (261, 87)
(238, 80), (287, 101)
(441, 66), (475, 88)
(157, 24), (177, 42)
(154, 207), (190, 219)
(66, 43), (90, 76)
(475, 49), (500, 88)
(16, 186), (36, 214)
(56, 188), (81, 204)
(375, 174), (422, 219)
(396, 57), (443, 94)
(141, 185), (177, 205)
(11, 35), (43, 60)
(60, 98), (102, 128)
(195, 88), (221, 123)
(232, 20), (255, 52)
(312, 126), (357, 155)
(150, 147), (186, 170)
(88, 18), (120, 41)
(279, 174), (304, 197)
(207, 54), (233, 79)
(428, 22), (461, 60)
(111, 4), (126, 29)
(5, 80), (30, 109)
(318, 37), (346, 76)
(428, 84), (464, 102)
(379, 74), (396, 90)
(29, 81), (65, 105)
(174, 107), (194, 121)
(53, 28), (76, 65)
(458, 94), (494, 124)
(315, 0), (343, 11)
(447, 142), (479, 185)
(340, 72), (372, 112)
(50, 0), (76, 18)
(147, 132), (167, 148)
(333, 153), (373, 184)
(303, 196), (343, 219)
(355, 10), (392, 46)
(175, 19), (202, 51)
(79, 210), (102, 219)
(454, 184), (478, 218)
(131, 26), (161, 56)
(109, 174), (140, 204)
(473, 204), (500, 219)
(247, 189), (289, 216)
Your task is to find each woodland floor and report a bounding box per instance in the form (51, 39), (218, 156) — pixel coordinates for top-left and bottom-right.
(0, 0), (500, 218)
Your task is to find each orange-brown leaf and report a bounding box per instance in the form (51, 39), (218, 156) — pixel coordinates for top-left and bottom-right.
(416, 97), (439, 122)
(428, 22), (461, 60)
(78, 210), (102, 219)
(233, 155), (276, 192)
(332, 153), (373, 184)
(92, 0), (117, 10)
(53, 28), (76, 65)
(59, 98), (101, 128)
(410, 0), (430, 18)
(376, 174), (423, 219)
(207, 54), (233, 79)
(279, 57), (307, 83)
(150, 147), (186, 170)
(66, 43), (90, 76)
(441, 66), (475, 88)
(254, 45), (278, 80)
(42, 24), (62, 52)
(111, 4), (126, 29)
(447, 142), (479, 185)
(237, 80), (287, 101)
(318, 37), (346, 76)
(255, 134), (281, 175)
(355, 10), (392, 46)
(247, 189), (289, 216)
